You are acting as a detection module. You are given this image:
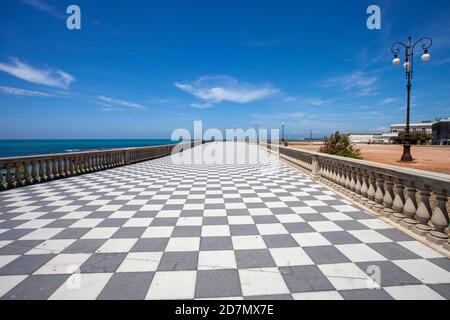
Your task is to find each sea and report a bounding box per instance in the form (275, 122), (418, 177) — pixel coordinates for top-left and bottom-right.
(0, 139), (181, 158)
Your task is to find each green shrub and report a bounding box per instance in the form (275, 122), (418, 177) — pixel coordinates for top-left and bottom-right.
(320, 131), (362, 159)
(392, 131), (432, 145)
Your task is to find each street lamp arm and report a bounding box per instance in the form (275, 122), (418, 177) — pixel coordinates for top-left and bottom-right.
(412, 37), (433, 52)
(391, 42), (408, 55)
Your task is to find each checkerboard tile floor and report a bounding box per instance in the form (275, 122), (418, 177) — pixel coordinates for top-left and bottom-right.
(0, 142), (449, 300)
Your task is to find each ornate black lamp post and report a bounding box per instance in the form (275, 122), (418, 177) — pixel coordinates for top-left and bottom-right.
(391, 36), (432, 162)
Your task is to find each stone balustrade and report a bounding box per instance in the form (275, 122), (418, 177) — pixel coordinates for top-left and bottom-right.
(260, 142), (450, 252)
(0, 141), (198, 191)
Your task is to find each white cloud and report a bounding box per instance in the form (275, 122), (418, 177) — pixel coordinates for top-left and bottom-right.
(319, 71), (378, 96)
(0, 58), (75, 89)
(0, 86), (53, 97)
(97, 95), (147, 111)
(175, 75), (279, 108)
(21, 0), (65, 20)
(380, 97), (399, 105)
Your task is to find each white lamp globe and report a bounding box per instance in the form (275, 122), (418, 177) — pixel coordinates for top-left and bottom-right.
(421, 52), (431, 62)
(392, 57), (401, 65)
(403, 62), (410, 70)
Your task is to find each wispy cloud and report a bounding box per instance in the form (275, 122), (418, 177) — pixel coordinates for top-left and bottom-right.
(319, 71), (378, 96)
(97, 95), (147, 111)
(21, 0), (65, 20)
(0, 86), (53, 97)
(0, 58), (75, 89)
(380, 97), (399, 105)
(175, 75), (279, 108)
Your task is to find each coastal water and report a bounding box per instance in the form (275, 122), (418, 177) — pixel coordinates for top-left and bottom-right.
(0, 139), (180, 158)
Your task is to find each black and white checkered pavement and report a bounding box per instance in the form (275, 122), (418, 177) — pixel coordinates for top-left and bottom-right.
(0, 142), (448, 300)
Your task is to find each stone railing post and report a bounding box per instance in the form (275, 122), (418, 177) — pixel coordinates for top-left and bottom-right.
(311, 155), (320, 178)
(125, 150), (131, 165)
(391, 181), (406, 223)
(373, 175), (385, 214)
(400, 184), (419, 229)
(382, 178), (395, 217)
(412, 187), (433, 236)
(426, 192), (449, 245)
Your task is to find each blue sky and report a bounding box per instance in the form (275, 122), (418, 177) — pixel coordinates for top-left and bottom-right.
(0, 0), (449, 139)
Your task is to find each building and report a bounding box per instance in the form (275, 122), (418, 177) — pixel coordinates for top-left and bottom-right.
(432, 118), (450, 145)
(390, 121), (434, 134)
(348, 133), (380, 144)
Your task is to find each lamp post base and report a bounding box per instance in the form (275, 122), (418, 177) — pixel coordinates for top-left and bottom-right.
(400, 144), (413, 162)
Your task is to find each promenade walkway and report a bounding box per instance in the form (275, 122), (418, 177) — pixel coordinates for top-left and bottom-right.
(0, 142), (449, 300)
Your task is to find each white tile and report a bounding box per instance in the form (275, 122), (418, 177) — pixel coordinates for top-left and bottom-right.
(26, 239), (76, 255)
(141, 204), (164, 211)
(292, 291), (343, 300)
(12, 211), (46, 220)
(265, 202), (288, 208)
(166, 237), (200, 252)
(123, 218), (153, 227)
(60, 211), (91, 220)
(156, 210), (181, 218)
(349, 230), (393, 244)
(203, 209), (227, 217)
(393, 259), (450, 284)
(385, 285), (445, 300)
(269, 247), (314, 267)
(146, 271), (197, 300)
(198, 250), (237, 270)
(34, 254), (91, 275)
(319, 263), (370, 290)
(309, 221), (343, 232)
(96, 205), (122, 212)
(275, 214), (304, 223)
(109, 211), (136, 219)
(227, 216), (254, 225)
(292, 232), (331, 247)
(248, 208), (272, 216)
(52, 205), (82, 212)
(225, 203), (246, 209)
(239, 268), (290, 296)
(292, 207), (318, 214)
(0, 255), (19, 269)
(176, 217), (203, 226)
(304, 200), (327, 207)
(81, 227), (119, 239)
(359, 219), (392, 230)
(49, 273), (113, 300)
(0, 240), (12, 249)
(201, 225), (230, 237)
(141, 226), (174, 238)
(16, 219), (54, 229)
(256, 223), (288, 235)
(183, 203), (205, 210)
(117, 252), (163, 272)
(232, 236), (266, 250)
(0, 275), (27, 298)
(398, 241), (444, 259)
(332, 205), (359, 212)
(336, 244), (387, 262)
(20, 228), (64, 240)
(320, 212), (351, 221)
(70, 218), (104, 228)
(96, 238), (138, 253)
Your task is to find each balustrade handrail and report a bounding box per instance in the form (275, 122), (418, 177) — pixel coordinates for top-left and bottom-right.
(259, 141), (450, 251)
(0, 141), (201, 191)
(0, 142), (193, 164)
(263, 142), (450, 192)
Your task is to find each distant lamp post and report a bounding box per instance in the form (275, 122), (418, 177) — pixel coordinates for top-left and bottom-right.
(391, 36), (432, 162)
(281, 123), (288, 146)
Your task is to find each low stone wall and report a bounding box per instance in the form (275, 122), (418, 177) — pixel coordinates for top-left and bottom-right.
(0, 141), (201, 191)
(260, 142), (450, 252)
